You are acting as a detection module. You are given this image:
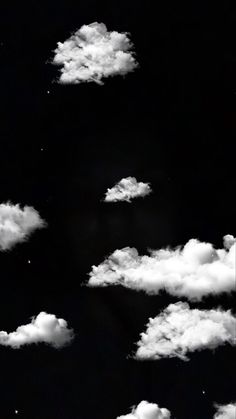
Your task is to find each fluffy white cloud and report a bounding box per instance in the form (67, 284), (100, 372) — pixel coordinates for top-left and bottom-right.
(214, 403), (236, 419)
(117, 401), (171, 419)
(116, 400), (236, 419)
(53, 22), (138, 84)
(135, 302), (236, 361)
(0, 312), (74, 349)
(88, 235), (235, 301)
(104, 177), (152, 203)
(0, 203), (46, 251)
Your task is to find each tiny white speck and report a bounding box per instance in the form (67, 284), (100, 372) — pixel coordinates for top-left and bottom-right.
(15, 410), (18, 415)
(41, 148), (44, 151)
(47, 90), (50, 94)
(28, 260), (31, 264)
(202, 390), (206, 394)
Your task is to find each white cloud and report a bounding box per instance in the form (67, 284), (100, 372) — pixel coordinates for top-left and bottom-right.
(0, 202), (46, 251)
(104, 177), (152, 203)
(88, 235), (235, 301)
(135, 302), (236, 361)
(214, 403), (236, 419)
(117, 401), (171, 419)
(0, 312), (74, 349)
(116, 400), (236, 419)
(53, 22), (138, 84)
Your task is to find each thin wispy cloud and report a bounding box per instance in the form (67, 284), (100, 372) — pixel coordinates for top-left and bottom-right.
(0, 312), (74, 349)
(135, 302), (236, 361)
(88, 235), (235, 301)
(0, 203), (46, 251)
(53, 22), (138, 84)
(117, 401), (171, 419)
(214, 403), (236, 419)
(104, 177), (152, 203)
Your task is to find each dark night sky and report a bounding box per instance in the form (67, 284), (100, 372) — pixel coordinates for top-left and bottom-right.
(0, 1), (235, 418)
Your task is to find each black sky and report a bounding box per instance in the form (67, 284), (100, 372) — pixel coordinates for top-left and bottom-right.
(0, 1), (235, 418)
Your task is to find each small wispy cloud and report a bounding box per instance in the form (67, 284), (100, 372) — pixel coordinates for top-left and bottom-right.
(88, 235), (235, 301)
(104, 177), (152, 203)
(53, 22), (138, 84)
(117, 401), (171, 419)
(0, 312), (74, 349)
(214, 403), (236, 419)
(135, 302), (236, 361)
(0, 202), (46, 251)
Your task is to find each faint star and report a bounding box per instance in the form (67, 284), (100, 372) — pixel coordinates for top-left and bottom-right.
(202, 390), (206, 395)
(47, 90), (50, 94)
(28, 260), (31, 264)
(40, 148), (44, 151)
(15, 410), (18, 415)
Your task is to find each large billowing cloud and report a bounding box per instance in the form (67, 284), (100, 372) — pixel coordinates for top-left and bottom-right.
(0, 203), (46, 251)
(214, 403), (236, 419)
(135, 302), (236, 361)
(117, 401), (171, 419)
(104, 177), (152, 203)
(53, 22), (138, 84)
(88, 235), (235, 301)
(0, 312), (74, 349)
(116, 400), (236, 419)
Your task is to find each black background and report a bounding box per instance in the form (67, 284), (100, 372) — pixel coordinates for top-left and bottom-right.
(0, 1), (235, 418)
